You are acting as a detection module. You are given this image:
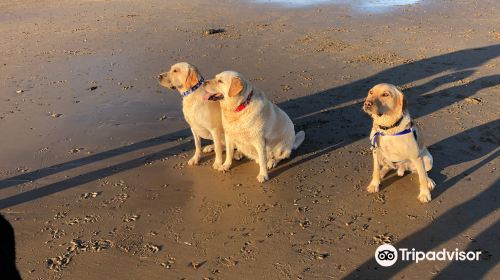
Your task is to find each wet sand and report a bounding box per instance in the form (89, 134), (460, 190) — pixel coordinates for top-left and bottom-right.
(0, 0), (499, 279)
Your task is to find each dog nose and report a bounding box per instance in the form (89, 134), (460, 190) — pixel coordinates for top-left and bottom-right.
(157, 74), (163, 80)
(364, 100), (373, 108)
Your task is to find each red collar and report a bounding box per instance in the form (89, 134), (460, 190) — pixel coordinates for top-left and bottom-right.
(235, 90), (253, 112)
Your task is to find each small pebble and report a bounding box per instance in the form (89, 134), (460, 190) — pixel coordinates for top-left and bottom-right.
(465, 97), (482, 104)
(189, 260), (206, 269)
(203, 28), (225, 35)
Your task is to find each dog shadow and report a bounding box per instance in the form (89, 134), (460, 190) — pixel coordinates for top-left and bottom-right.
(429, 119), (499, 197)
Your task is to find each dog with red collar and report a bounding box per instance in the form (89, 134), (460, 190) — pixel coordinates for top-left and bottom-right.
(204, 71), (305, 183)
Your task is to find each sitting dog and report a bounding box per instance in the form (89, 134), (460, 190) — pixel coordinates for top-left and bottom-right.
(158, 62), (225, 169)
(204, 71), (305, 183)
(363, 83), (435, 203)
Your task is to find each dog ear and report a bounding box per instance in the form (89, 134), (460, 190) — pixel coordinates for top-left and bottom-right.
(228, 76), (244, 97)
(184, 67), (199, 89)
(397, 88), (407, 113)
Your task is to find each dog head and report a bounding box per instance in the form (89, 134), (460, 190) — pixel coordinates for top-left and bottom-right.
(158, 62), (201, 94)
(203, 71), (250, 107)
(363, 83), (406, 119)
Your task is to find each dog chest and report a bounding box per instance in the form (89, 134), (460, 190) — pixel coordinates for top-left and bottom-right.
(377, 134), (420, 162)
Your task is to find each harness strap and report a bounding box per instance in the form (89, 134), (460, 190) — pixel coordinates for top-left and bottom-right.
(370, 126), (417, 149)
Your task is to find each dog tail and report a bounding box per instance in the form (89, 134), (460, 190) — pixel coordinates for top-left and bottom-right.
(293, 130), (305, 150)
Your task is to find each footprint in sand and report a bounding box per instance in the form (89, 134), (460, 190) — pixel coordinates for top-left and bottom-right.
(144, 243), (161, 253)
(47, 239), (112, 271)
(66, 215), (100, 225)
(80, 192), (101, 199)
(160, 257), (176, 269)
(122, 214), (140, 222)
(372, 233), (394, 244)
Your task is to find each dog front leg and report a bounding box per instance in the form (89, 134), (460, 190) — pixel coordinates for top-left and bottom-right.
(220, 133), (234, 172)
(367, 150), (381, 193)
(210, 129), (224, 170)
(255, 139), (269, 183)
(411, 157), (435, 203)
(188, 129), (202, 166)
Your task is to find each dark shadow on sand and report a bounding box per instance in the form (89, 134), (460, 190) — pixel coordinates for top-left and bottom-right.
(436, 220), (499, 279)
(342, 178), (499, 279)
(0, 129), (190, 191)
(0, 142), (191, 209)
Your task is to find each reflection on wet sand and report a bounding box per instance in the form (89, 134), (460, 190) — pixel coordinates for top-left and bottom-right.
(253, 0), (421, 12)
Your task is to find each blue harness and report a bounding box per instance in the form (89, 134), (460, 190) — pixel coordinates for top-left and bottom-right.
(181, 76), (205, 97)
(370, 126), (416, 150)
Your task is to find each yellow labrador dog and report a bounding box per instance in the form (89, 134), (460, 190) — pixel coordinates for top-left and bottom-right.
(363, 83), (435, 203)
(158, 62), (225, 169)
(204, 71), (305, 183)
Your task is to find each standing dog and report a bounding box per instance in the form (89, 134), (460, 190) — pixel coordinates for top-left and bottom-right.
(158, 62), (225, 169)
(204, 71), (305, 183)
(363, 83), (435, 203)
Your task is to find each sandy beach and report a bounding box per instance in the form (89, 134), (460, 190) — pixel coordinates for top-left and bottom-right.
(0, 0), (499, 279)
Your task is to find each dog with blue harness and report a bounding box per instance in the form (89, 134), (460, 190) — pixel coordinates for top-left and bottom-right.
(363, 83), (435, 203)
(158, 62), (228, 170)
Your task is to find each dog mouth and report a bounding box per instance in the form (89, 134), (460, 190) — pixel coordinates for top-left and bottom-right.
(362, 105), (370, 113)
(207, 92), (224, 101)
(362, 105), (374, 114)
(363, 104), (382, 117)
(158, 78), (177, 90)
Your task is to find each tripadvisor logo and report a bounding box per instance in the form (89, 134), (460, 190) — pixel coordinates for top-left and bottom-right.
(375, 244), (398, 267)
(375, 244), (482, 267)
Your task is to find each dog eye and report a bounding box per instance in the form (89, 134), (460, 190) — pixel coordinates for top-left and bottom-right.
(218, 80), (223, 83)
(173, 69), (178, 73)
(382, 92), (389, 97)
(369, 91), (373, 95)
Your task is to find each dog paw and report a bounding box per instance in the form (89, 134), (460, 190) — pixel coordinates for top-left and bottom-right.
(187, 156), (200, 166)
(203, 145), (214, 153)
(426, 178), (436, 191)
(257, 173), (269, 183)
(233, 151), (244, 161)
(366, 183), (379, 193)
(397, 168), (405, 177)
(418, 190), (432, 203)
(212, 161), (223, 170)
(266, 159), (278, 170)
(217, 162), (231, 172)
